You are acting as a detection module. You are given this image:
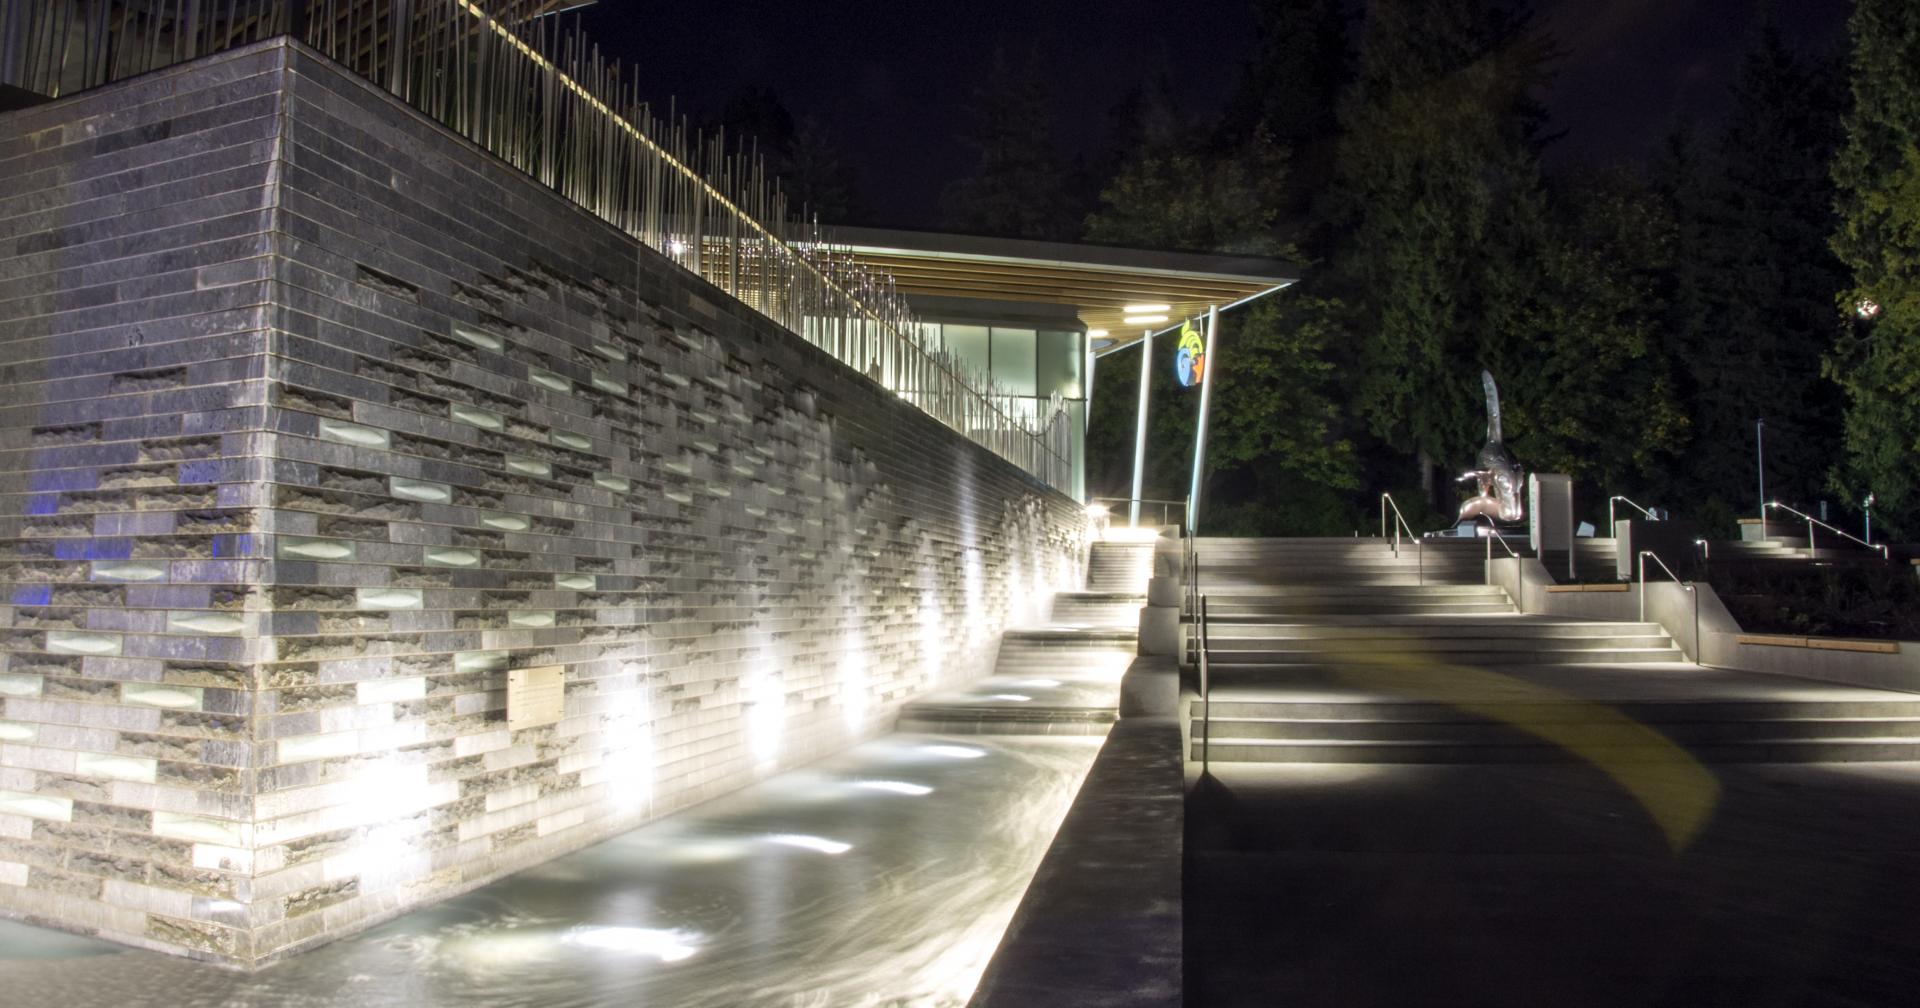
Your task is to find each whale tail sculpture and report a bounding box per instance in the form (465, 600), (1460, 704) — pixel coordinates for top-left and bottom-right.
(1457, 369), (1524, 525)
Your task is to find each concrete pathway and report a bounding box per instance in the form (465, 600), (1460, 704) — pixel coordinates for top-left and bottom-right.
(1188, 706), (1920, 1007)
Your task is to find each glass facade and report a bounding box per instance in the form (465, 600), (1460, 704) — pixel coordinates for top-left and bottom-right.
(915, 320), (1087, 499)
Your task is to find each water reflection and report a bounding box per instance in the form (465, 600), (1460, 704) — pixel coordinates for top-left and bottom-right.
(0, 733), (1101, 1008)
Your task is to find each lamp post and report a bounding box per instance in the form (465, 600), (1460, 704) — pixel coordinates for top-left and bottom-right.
(1186, 304), (1220, 534)
(1755, 418), (1766, 539)
(1124, 306), (1169, 527)
(1865, 492), (1875, 547)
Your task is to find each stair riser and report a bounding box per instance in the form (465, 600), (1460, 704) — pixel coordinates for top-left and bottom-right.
(1198, 720), (1920, 743)
(1207, 650), (1683, 665)
(1191, 741), (1920, 764)
(1207, 636), (1676, 651)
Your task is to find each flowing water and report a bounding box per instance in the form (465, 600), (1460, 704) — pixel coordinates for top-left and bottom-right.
(0, 733), (1103, 1008)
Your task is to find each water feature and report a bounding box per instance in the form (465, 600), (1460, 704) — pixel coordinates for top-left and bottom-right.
(0, 733), (1101, 1008)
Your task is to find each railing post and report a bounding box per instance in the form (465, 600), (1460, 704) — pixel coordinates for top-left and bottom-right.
(1638, 551), (1646, 623)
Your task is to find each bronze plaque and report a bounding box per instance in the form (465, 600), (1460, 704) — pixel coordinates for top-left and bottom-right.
(507, 665), (566, 731)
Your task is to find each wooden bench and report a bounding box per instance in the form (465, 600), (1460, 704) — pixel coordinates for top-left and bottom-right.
(1736, 633), (1901, 654)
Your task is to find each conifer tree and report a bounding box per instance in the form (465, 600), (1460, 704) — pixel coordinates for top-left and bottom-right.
(1316, 0), (1554, 499)
(1829, 0), (1920, 535)
(1661, 18), (1846, 532)
(941, 49), (1079, 240)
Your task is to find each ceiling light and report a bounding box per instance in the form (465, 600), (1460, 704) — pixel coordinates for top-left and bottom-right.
(1123, 303), (1170, 313)
(1124, 315), (1168, 326)
(1087, 329), (1109, 338)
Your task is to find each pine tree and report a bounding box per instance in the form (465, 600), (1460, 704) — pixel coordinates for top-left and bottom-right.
(1317, 0), (1555, 501)
(1509, 171), (1690, 500)
(1658, 18), (1847, 533)
(941, 49), (1078, 240)
(1829, 0), (1920, 535)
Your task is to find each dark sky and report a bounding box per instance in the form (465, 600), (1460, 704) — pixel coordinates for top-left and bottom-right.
(574, 0), (1854, 229)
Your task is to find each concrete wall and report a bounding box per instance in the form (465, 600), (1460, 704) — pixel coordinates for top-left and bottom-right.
(0, 41), (1087, 965)
(1490, 558), (1919, 692)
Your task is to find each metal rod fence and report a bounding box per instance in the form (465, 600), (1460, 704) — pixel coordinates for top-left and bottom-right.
(0, 0), (1074, 492)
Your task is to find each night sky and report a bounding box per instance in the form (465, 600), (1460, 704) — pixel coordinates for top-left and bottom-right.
(575, 0), (1854, 229)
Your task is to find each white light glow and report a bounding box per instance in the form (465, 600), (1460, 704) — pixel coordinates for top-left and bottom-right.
(985, 694), (1032, 702)
(853, 779), (933, 796)
(922, 744), (987, 760)
(1087, 328), (1109, 338)
(1123, 303), (1170, 313)
(564, 926), (701, 962)
(764, 833), (853, 855)
(1019, 679), (1061, 688)
(1124, 315), (1168, 326)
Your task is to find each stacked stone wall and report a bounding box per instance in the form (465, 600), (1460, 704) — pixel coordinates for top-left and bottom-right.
(0, 40), (1086, 965)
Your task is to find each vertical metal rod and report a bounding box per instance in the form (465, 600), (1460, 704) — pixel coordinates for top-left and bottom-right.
(1756, 418), (1767, 539)
(1638, 551), (1646, 624)
(1186, 304), (1220, 535)
(1128, 329), (1152, 527)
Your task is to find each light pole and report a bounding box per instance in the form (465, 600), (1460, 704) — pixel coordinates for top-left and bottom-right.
(1865, 492), (1875, 546)
(1186, 304), (1220, 535)
(1755, 418), (1766, 539)
(1125, 306), (1169, 527)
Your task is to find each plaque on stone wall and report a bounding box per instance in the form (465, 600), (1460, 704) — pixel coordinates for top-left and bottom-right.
(507, 665), (566, 731)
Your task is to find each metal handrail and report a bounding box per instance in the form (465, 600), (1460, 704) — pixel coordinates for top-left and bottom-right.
(1379, 493), (1425, 586)
(1197, 594), (1212, 775)
(1093, 496), (1187, 530)
(1764, 501), (1890, 559)
(1637, 550), (1699, 657)
(1608, 496), (1657, 530)
(1480, 520), (1521, 583)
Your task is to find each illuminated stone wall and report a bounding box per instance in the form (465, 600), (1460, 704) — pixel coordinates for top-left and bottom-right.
(0, 40), (1086, 965)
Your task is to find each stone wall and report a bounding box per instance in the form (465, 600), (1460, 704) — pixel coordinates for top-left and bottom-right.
(0, 40), (1087, 965)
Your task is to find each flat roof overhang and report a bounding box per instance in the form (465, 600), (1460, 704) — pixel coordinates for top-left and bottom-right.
(828, 225), (1299, 350)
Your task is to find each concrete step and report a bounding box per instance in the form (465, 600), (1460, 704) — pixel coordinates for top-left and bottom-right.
(1190, 736), (1920, 764)
(1205, 645), (1685, 665)
(1196, 715), (1920, 743)
(1205, 620), (1666, 639)
(1200, 696), (1920, 720)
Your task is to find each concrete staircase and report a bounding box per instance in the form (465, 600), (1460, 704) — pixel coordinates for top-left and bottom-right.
(1196, 536), (1485, 589)
(1189, 537), (1920, 765)
(898, 539), (1151, 734)
(1539, 537), (1623, 582)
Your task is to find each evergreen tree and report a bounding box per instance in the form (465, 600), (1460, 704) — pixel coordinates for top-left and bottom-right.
(1218, 0), (1350, 232)
(941, 48), (1079, 240)
(713, 88), (861, 224)
(1509, 171), (1690, 500)
(1083, 74), (1290, 257)
(786, 115), (860, 224)
(1660, 18), (1847, 533)
(1313, 0), (1555, 504)
(1829, 0), (1920, 535)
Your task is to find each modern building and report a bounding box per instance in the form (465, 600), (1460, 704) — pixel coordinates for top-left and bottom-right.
(0, 0), (1291, 966)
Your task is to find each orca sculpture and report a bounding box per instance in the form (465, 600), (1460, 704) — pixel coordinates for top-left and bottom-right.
(1457, 369), (1525, 525)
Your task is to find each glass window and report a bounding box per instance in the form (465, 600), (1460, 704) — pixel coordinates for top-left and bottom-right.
(1036, 330), (1084, 399)
(945, 325), (990, 379)
(990, 327), (1037, 396)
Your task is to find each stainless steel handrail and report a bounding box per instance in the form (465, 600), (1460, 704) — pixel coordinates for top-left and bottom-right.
(1093, 496), (1188, 530)
(1637, 550), (1699, 656)
(1608, 495), (1656, 530)
(1379, 493), (1424, 585)
(1481, 520), (1521, 583)
(1198, 594), (1212, 775)
(1764, 501), (1890, 559)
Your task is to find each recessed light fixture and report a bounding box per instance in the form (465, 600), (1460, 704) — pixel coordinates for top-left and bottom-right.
(1123, 303), (1170, 313)
(1124, 315), (1168, 326)
(1087, 329), (1109, 338)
